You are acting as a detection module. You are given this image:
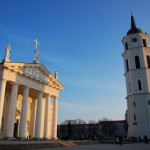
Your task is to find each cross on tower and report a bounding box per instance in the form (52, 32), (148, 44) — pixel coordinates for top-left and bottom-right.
(130, 7), (133, 15)
(33, 38), (40, 49)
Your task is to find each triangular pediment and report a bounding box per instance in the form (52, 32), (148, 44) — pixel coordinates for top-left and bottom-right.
(2, 62), (64, 90)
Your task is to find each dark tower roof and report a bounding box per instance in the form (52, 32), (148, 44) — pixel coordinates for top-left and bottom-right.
(127, 15), (142, 35)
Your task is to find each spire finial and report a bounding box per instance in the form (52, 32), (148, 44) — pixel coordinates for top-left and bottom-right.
(131, 15), (137, 28)
(130, 7), (133, 15)
(129, 7), (136, 28)
(127, 12), (142, 35)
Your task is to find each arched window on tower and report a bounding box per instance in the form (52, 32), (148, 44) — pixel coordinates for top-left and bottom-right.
(138, 80), (142, 91)
(126, 59), (129, 71)
(135, 56), (141, 69)
(147, 55), (150, 68)
(125, 42), (128, 50)
(134, 114), (136, 121)
(143, 39), (147, 47)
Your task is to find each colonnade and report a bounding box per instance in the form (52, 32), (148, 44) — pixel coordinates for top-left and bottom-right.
(0, 78), (58, 140)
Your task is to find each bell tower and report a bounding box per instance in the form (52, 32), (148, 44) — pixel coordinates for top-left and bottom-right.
(122, 15), (150, 138)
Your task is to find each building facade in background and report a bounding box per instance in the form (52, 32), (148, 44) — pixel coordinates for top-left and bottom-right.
(0, 43), (64, 140)
(122, 15), (150, 138)
(58, 120), (127, 140)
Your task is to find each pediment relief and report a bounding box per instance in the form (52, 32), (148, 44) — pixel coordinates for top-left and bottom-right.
(3, 62), (64, 90)
(5, 63), (47, 79)
(23, 66), (47, 81)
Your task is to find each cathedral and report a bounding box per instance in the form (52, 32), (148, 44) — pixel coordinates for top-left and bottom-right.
(0, 40), (64, 140)
(122, 15), (150, 138)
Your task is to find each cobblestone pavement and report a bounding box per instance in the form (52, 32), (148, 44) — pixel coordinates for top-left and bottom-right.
(31, 143), (150, 150)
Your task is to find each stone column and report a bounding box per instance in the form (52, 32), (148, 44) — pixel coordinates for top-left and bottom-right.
(29, 98), (36, 138)
(34, 91), (43, 139)
(43, 94), (50, 139)
(18, 86), (29, 140)
(51, 97), (58, 140)
(0, 79), (7, 138)
(4, 83), (18, 139)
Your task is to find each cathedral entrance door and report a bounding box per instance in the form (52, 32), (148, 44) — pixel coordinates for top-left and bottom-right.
(13, 119), (19, 138)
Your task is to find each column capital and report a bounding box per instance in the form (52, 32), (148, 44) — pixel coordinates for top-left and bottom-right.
(38, 90), (43, 95)
(52, 95), (59, 100)
(46, 94), (51, 99)
(0, 78), (7, 82)
(10, 82), (19, 86)
(23, 86), (29, 93)
(23, 85), (29, 88)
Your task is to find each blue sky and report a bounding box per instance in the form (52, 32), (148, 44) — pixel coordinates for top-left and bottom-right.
(1, 0), (150, 124)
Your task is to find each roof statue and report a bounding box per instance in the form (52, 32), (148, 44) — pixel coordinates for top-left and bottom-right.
(33, 38), (40, 64)
(2, 44), (11, 62)
(33, 49), (40, 63)
(55, 71), (58, 80)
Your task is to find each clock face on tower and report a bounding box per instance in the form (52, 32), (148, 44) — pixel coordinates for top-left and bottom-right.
(132, 37), (137, 43)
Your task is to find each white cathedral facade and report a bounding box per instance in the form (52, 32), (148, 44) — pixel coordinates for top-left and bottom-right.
(122, 15), (150, 138)
(0, 41), (64, 140)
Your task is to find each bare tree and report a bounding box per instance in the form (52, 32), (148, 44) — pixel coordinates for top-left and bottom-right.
(61, 119), (86, 125)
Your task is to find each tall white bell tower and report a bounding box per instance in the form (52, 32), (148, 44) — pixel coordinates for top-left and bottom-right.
(122, 15), (150, 138)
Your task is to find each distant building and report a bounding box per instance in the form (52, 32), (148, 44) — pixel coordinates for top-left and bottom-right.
(0, 42), (64, 140)
(58, 120), (127, 140)
(122, 15), (150, 138)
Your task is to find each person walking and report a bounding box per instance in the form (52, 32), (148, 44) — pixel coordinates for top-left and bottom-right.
(144, 135), (149, 144)
(119, 136), (123, 146)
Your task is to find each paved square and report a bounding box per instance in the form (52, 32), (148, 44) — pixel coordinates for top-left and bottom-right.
(31, 143), (150, 150)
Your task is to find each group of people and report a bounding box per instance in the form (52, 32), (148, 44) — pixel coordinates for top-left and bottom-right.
(138, 135), (149, 144)
(116, 135), (149, 146)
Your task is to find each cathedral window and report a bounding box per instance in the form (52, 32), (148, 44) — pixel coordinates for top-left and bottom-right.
(126, 59), (129, 71)
(135, 56), (141, 69)
(125, 42), (128, 50)
(134, 114), (136, 121)
(138, 80), (142, 91)
(133, 101), (136, 107)
(148, 100), (150, 105)
(147, 55), (150, 68)
(143, 39), (147, 47)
